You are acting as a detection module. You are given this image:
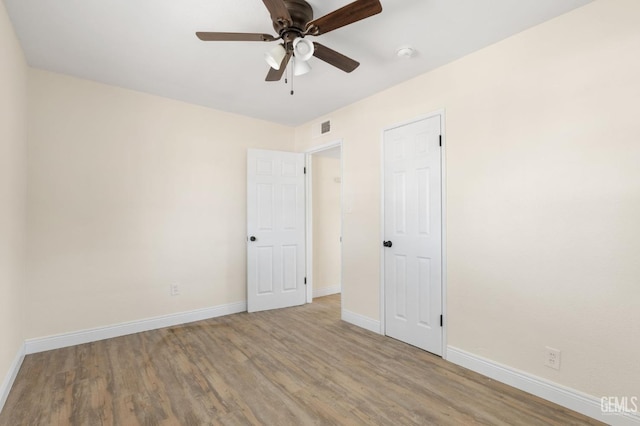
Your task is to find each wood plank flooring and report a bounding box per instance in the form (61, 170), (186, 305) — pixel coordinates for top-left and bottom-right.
(0, 295), (603, 425)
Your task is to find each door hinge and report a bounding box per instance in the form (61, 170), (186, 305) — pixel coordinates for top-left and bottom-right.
(440, 315), (443, 327)
(439, 135), (442, 147)
(304, 167), (306, 174)
(304, 277), (307, 285)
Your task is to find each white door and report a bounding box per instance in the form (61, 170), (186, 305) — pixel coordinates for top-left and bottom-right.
(247, 149), (306, 313)
(383, 115), (443, 355)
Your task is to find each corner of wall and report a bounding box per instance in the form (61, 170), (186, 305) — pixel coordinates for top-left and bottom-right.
(0, 0), (29, 415)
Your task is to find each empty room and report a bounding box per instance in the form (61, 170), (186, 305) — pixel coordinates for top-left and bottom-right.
(1, 0), (638, 425)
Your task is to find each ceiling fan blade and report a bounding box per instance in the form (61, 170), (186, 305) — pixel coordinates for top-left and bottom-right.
(306, 0), (382, 36)
(262, 0), (293, 26)
(196, 32), (277, 42)
(265, 51), (292, 81)
(313, 43), (359, 73)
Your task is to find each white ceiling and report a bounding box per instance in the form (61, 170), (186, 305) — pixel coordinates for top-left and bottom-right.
(5, 0), (593, 127)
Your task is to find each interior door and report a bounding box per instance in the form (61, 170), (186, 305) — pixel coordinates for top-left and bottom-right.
(247, 149), (306, 313)
(383, 115), (443, 355)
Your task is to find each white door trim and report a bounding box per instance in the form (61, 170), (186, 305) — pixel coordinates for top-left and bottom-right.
(304, 140), (344, 304)
(379, 111), (448, 359)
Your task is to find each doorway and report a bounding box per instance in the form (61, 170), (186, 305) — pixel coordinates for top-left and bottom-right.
(305, 141), (343, 304)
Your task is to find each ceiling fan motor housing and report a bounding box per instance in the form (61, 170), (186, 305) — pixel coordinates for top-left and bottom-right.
(273, 0), (314, 42)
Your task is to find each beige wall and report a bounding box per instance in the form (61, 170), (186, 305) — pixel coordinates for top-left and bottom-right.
(0, 0), (27, 401)
(312, 155), (341, 293)
(295, 0), (640, 399)
(26, 70), (295, 338)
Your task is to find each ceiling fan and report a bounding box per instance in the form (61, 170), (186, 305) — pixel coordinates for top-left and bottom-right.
(196, 0), (383, 82)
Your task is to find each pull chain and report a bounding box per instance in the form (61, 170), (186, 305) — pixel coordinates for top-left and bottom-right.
(285, 57), (288, 84)
(283, 55), (295, 95)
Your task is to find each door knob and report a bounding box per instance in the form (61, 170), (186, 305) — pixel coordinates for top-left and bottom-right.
(250, 236), (257, 242)
(383, 240), (392, 247)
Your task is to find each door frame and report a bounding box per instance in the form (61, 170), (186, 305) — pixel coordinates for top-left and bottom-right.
(379, 110), (448, 359)
(304, 140), (344, 304)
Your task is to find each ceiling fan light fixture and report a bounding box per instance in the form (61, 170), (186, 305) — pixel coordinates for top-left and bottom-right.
(293, 57), (312, 76)
(293, 37), (314, 62)
(265, 44), (287, 69)
(197, 0), (383, 82)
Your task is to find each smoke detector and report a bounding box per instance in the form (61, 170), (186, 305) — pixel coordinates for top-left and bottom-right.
(396, 46), (416, 58)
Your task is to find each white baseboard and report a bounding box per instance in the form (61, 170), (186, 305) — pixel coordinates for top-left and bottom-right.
(341, 309), (381, 335)
(0, 343), (25, 414)
(447, 346), (640, 426)
(25, 301), (247, 354)
(313, 285), (341, 299)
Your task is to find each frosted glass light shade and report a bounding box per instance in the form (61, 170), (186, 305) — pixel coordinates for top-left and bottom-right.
(293, 37), (314, 62)
(265, 44), (286, 69)
(293, 57), (311, 76)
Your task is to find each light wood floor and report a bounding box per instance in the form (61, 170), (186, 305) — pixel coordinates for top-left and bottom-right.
(1, 295), (602, 425)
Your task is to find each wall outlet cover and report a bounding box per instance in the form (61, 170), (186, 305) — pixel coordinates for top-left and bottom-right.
(545, 346), (561, 370)
(170, 284), (180, 296)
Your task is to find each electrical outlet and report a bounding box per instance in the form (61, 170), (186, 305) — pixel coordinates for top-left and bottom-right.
(170, 283), (180, 296)
(545, 347), (561, 370)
